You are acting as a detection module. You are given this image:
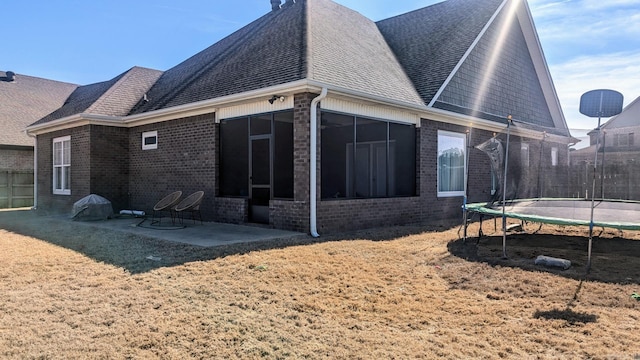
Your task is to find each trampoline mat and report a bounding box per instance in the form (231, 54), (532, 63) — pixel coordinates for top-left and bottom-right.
(466, 198), (640, 230)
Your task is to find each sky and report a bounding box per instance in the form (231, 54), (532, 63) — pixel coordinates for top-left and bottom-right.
(2, 0), (640, 131)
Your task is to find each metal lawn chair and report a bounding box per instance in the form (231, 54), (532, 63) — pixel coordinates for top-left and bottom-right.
(174, 191), (204, 225)
(151, 191), (182, 225)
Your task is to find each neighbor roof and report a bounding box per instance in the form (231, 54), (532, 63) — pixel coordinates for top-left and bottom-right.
(32, 67), (162, 126)
(0, 72), (77, 147)
(602, 96), (640, 130)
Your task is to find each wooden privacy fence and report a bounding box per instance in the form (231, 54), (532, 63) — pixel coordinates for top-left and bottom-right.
(568, 162), (640, 201)
(0, 170), (34, 208)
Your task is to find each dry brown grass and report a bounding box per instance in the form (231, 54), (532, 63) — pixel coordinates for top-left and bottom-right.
(1, 209), (639, 359)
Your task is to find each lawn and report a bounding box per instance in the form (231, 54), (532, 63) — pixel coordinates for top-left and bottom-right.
(0, 210), (639, 359)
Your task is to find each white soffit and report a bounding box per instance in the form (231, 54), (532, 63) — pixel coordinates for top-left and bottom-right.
(217, 96), (295, 121)
(322, 97), (419, 125)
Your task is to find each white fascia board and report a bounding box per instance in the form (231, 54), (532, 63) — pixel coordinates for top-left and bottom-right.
(423, 106), (573, 143)
(307, 80), (428, 114)
(26, 114), (124, 136)
(124, 79), (312, 126)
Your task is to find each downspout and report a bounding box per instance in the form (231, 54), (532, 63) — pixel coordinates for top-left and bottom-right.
(310, 87), (328, 238)
(27, 132), (38, 210)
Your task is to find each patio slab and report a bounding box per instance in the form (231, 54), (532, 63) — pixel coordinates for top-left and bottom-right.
(73, 215), (306, 247)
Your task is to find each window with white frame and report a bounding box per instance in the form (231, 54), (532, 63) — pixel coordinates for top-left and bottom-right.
(437, 130), (466, 197)
(551, 147), (558, 166)
(142, 131), (158, 150)
(521, 143), (530, 167)
(53, 136), (71, 195)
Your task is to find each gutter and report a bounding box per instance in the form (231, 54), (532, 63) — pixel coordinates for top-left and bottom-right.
(26, 132), (38, 210)
(309, 87), (328, 238)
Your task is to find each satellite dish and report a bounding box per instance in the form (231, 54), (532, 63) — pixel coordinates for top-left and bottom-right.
(579, 89), (623, 118)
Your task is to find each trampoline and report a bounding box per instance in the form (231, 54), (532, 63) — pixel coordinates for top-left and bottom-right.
(459, 115), (639, 270)
(466, 198), (640, 231)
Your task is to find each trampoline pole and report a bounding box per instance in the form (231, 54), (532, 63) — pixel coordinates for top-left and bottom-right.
(588, 115), (602, 270)
(502, 117), (512, 259)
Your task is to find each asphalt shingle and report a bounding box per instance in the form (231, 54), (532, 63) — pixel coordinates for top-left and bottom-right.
(0, 72), (76, 146)
(32, 67), (162, 126)
(376, 0), (504, 106)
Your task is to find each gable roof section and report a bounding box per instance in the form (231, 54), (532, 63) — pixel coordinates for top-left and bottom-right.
(434, 4), (555, 128)
(0, 72), (77, 147)
(307, 0), (423, 106)
(602, 96), (640, 130)
(377, 0), (504, 107)
(129, 3), (307, 114)
(378, 0), (568, 135)
(33, 67), (162, 126)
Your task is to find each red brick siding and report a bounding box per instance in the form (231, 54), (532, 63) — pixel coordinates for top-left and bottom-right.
(89, 126), (129, 211)
(128, 114), (217, 219)
(36, 126), (92, 214)
(269, 93), (316, 232)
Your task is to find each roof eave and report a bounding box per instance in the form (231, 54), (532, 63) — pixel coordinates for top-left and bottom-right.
(26, 114), (125, 136)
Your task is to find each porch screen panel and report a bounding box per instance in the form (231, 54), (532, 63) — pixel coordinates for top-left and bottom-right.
(354, 118), (387, 198)
(390, 123), (416, 196)
(321, 113), (354, 199)
(220, 118), (249, 197)
(321, 111), (416, 200)
(273, 112), (294, 199)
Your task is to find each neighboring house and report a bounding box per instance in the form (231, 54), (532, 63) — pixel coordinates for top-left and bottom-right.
(571, 96), (640, 164)
(26, 0), (573, 233)
(570, 96), (639, 200)
(0, 71), (76, 208)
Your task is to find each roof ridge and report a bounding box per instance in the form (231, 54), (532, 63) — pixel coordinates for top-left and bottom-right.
(86, 67), (138, 114)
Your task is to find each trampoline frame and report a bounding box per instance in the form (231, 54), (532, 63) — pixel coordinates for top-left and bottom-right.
(462, 116), (638, 270)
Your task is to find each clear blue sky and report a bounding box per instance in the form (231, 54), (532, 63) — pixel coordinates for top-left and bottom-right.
(2, 0), (639, 130)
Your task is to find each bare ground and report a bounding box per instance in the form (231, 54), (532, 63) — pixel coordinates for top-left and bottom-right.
(0, 209), (639, 359)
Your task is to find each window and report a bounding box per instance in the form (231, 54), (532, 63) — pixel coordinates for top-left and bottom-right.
(521, 143), (530, 167)
(437, 130), (466, 197)
(551, 147), (558, 167)
(321, 112), (415, 199)
(53, 136), (71, 195)
(142, 131), (158, 150)
(614, 133), (634, 147)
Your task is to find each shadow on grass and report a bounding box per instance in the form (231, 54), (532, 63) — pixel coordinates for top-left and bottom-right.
(0, 210), (437, 274)
(533, 308), (598, 325)
(447, 231), (640, 285)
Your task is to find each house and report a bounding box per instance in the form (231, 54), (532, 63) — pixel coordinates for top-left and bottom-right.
(26, 0), (573, 233)
(0, 71), (76, 208)
(570, 95), (640, 200)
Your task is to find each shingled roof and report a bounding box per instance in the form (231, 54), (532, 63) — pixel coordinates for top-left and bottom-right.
(0, 72), (76, 147)
(377, 0), (504, 106)
(130, 0), (422, 114)
(31, 0), (566, 135)
(33, 66), (162, 126)
(129, 3), (307, 114)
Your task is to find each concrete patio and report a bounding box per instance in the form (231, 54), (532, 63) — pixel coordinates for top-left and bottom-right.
(70, 215), (306, 247)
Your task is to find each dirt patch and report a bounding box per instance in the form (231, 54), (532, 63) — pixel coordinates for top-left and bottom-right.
(1, 210), (639, 359)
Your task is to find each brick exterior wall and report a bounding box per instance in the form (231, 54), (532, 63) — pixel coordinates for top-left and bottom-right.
(36, 126), (91, 214)
(128, 114), (217, 219)
(33, 94), (570, 233)
(268, 93), (316, 232)
(0, 147), (33, 171)
(90, 126), (129, 211)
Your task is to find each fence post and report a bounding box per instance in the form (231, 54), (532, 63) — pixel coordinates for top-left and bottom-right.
(7, 170), (12, 208)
